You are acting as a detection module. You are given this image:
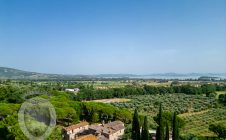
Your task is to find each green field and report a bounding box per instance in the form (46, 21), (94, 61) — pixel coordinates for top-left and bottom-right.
(111, 94), (216, 114)
(180, 108), (226, 137)
(111, 93), (223, 136)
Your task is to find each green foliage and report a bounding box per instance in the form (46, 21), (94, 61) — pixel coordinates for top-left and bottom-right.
(165, 123), (169, 140)
(154, 111), (185, 129)
(75, 84), (225, 101)
(181, 108), (226, 137)
(156, 104), (164, 140)
(141, 116), (149, 140)
(209, 124), (226, 139)
(112, 94), (216, 115)
(90, 110), (99, 123)
(0, 85), (24, 103)
(50, 93), (80, 125)
(80, 102), (132, 123)
(46, 126), (63, 140)
(201, 84), (216, 95)
(114, 108), (132, 123)
(0, 114), (27, 140)
(0, 80), (225, 140)
(132, 109), (140, 140)
(219, 94), (226, 104)
(113, 93), (214, 129)
(172, 112), (179, 140)
(0, 103), (20, 117)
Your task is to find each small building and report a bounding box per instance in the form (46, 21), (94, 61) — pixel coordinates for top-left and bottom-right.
(62, 121), (125, 140)
(89, 121), (125, 140)
(62, 121), (89, 140)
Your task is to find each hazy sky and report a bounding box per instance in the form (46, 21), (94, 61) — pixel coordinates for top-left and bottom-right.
(0, 0), (225, 74)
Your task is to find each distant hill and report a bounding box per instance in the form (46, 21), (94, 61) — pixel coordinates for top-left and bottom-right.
(0, 67), (48, 79)
(0, 67), (225, 80)
(0, 67), (91, 80)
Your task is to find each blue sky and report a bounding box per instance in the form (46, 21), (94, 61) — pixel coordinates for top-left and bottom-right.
(0, 0), (225, 74)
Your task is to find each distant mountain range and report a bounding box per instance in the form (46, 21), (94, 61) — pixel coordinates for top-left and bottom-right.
(0, 67), (226, 80)
(0, 67), (91, 80)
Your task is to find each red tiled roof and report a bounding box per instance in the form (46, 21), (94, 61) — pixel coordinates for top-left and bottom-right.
(63, 121), (89, 132)
(89, 121), (125, 135)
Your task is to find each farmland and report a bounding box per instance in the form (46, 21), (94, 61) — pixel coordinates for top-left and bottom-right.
(73, 80), (226, 89)
(180, 108), (226, 137)
(1, 79), (226, 139)
(85, 98), (131, 103)
(111, 94), (216, 114)
(111, 93), (224, 136)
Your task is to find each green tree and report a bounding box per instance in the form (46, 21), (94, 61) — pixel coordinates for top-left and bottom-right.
(209, 124), (226, 139)
(141, 116), (149, 140)
(90, 110), (99, 123)
(156, 104), (164, 140)
(172, 112), (179, 140)
(132, 109), (140, 140)
(115, 108), (132, 123)
(165, 123), (169, 140)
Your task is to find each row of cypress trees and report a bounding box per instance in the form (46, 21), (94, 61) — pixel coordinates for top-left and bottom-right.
(132, 105), (180, 140)
(132, 109), (149, 140)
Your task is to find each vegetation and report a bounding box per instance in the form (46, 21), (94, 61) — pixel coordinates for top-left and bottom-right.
(172, 112), (179, 140)
(180, 108), (226, 137)
(0, 82), (132, 139)
(141, 116), (149, 140)
(219, 94), (226, 104)
(165, 123), (169, 140)
(76, 84), (226, 100)
(132, 109), (140, 140)
(156, 104), (164, 140)
(0, 79), (225, 139)
(209, 124), (226, 139)
(112, 94), (216, 114)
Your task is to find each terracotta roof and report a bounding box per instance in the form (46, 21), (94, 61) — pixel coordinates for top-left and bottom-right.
(103, 121), (123, 127)
(89, 121), (125, 135)
(63, 121), (89, 132)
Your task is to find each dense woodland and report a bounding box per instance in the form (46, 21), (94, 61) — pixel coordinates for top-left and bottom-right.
(75, 84), (226, 100)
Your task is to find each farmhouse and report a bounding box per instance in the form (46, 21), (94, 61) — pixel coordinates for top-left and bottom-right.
(62, 121), (125, 140)
(62, 121), (89, 140)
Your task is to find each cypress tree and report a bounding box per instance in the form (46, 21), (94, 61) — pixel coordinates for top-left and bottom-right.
(156, 104), (164, 140)
(141, 116), (149, 140)
(165, 123), (169, 140)
(132, 109), (140, 140)
(172, 112), (179, 140)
